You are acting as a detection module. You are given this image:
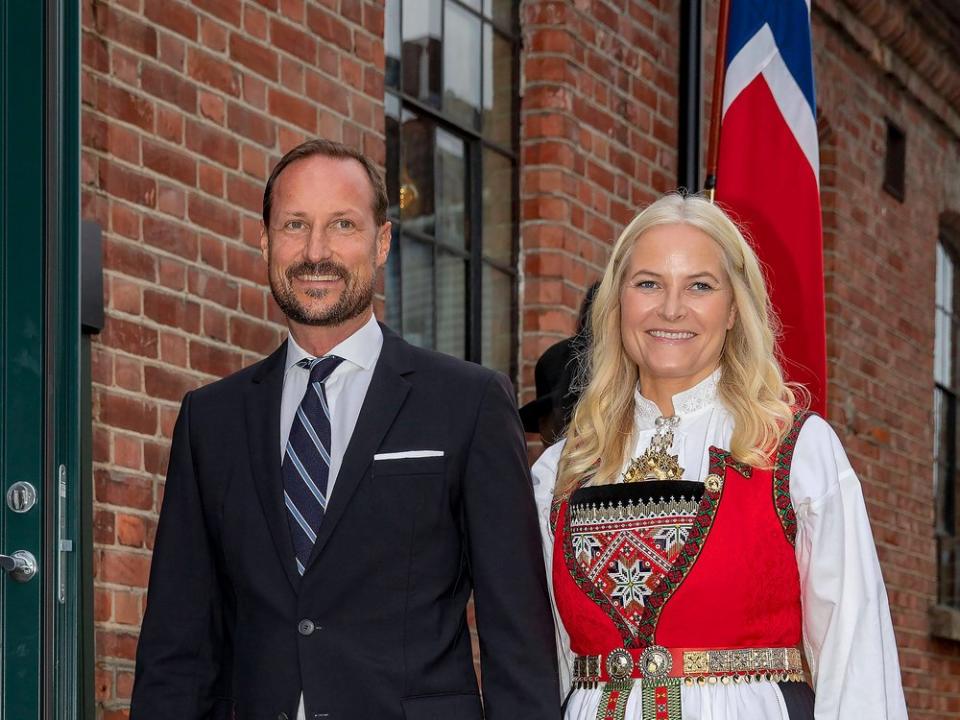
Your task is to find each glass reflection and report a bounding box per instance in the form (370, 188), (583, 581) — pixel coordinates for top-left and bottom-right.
(443, 1), (482, 129)
(482, 149), (512, 264)
(402, 0), (441, 107)
(437, 252), (467, 359)
(400, 109), (435, 236)
(385, 0), (401, 89)
(481, 264), (512, 375)
(483, 25), (513, 145)
(435, 128), (468, 251)
(401, 236), (434, 348)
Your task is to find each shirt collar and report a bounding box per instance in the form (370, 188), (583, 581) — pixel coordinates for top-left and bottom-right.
(284, 313), (383, 374)
(634, 367), (722, 430)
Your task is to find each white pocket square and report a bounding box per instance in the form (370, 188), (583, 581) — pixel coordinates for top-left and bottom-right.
(374, 450), (444, 460)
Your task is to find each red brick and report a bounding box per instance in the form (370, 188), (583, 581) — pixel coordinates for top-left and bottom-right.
(97, 629), (140, 662)
(270, 17), (316, 63)
(226, 102), (275, 148)
(185, 119), (240, 168)
(99, 550), (152, 589)
(110, 203), (140, 240)
(143, 440), (171, 476)
(144, 289), (201, 333)
(116, 515), (147, 549)
(199, 16), (228, 52)
(95, 469), (155, 511)
(226, 174), (263, 215)
(113, 433), (143, 470)
(144, 1), (198, 41)
(229, 34), (278, 80)
(141, 62), (197, 113)
(193, 0), (242, 27)
(99, 162), (157, 208)
(189, 340), (243, 377)
(99, 315), (159, 359)
(268, 87), (316, 131)
(158, 31), (186, 71)
(93, 509), (116, 545)
(142, 216), (198, 260)
(199, 91), (225, 124)
(186, 46), (240, 97)
(114, 356), (142, 393)
(98, 391), (159, 435)
(306, 6), (353, 52)
(305, 72), (349, 116)
(155, 106), (184, 144)
(159, 331), (188, 367)
(188, 268), (240, 308)
(243, 4), (268, 39)
(157, 183), (187, 218)
(226, 244), (267, 284)
(92, 4), (158, 57)
(95, 81), (155, 132)
(230, 315), (279, 353)
(142, 139), (196, 186)
(188, 193), (240, 237)
(199, 163), (225, 197)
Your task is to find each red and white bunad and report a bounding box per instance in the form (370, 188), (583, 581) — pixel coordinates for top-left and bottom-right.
(532, 371), (908, 720)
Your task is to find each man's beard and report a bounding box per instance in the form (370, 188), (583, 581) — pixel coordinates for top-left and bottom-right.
(269, 259), (375, 327)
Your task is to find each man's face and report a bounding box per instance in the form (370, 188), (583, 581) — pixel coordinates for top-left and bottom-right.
(260, 155), (391, 328)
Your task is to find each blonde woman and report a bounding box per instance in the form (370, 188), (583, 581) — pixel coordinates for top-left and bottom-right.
(532, 194), (907, 720)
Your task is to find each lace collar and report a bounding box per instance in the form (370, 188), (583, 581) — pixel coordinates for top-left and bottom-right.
(634, 368), (722, 431)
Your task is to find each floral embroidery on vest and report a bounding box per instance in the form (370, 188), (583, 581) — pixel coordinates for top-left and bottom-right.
(773, 410), (813, 547)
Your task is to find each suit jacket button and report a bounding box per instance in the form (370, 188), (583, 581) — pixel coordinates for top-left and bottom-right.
(298, 619), (316, 636)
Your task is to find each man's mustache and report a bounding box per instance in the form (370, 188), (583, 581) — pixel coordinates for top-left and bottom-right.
(285, 261), (349, 283)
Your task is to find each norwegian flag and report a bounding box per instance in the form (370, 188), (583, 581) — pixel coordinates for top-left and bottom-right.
(714, 0), (826, 414)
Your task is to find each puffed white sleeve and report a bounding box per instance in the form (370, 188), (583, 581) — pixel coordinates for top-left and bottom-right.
(790, 415), (908, 719)
(531, 440), (574, 700)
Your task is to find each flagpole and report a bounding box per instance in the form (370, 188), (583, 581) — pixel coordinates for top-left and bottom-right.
(704, 0), (731, 203)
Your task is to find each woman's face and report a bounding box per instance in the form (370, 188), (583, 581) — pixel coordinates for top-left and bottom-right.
(620, 223), (736, 391)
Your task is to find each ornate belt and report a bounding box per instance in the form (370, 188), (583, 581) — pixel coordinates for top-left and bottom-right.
(572, 645), (804, 688)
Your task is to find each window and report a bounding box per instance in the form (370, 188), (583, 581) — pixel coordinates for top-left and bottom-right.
(383, 0), (518, 379)
(935, 239), (959, 607)
(882, 120), (906, 202)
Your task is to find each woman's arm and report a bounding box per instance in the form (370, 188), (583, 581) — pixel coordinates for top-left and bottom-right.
(791, 416), (908, 719)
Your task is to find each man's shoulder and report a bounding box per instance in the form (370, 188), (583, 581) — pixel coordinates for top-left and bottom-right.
(394, 336), (502, 387)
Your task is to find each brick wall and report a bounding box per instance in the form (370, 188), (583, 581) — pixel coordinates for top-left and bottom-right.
(80, 0), (385, 715)
(518, 0), (680, 392)
(812, 3), (960, 715)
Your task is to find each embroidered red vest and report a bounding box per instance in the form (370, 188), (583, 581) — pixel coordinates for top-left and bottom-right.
(551, 414), (808, 654)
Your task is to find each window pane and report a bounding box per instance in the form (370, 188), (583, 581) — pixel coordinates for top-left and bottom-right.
(481, 264), (512, 375)
(443, 1), (482, 129)
(401, 236), (434, 349)
(385, 94), (401, 218)
(483, 25), (513, 146)
(435, 128), (468, 251)
(437, 251), (467, 358)
(482, 0), (513, 29)
(402, 0), (441, 107)
(482, 148), (512, 264)
(385, 0), (401, 89)
(385, 226), (402, 331)
(400, 110), (435, 235)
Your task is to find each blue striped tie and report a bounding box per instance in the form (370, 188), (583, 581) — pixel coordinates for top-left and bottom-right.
(283, 355), (344, 575)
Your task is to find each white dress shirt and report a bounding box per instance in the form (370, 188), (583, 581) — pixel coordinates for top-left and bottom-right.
(282, 313), (382, 720)
(531, 370), (909, 719)
(280, 313), (383, 497)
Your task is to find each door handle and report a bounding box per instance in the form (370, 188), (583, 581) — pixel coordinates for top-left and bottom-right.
(0, 550), (37, 582)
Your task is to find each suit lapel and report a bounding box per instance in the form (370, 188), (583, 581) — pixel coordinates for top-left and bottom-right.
(306, 327), (413, 568)
(245, 342), (301, 592)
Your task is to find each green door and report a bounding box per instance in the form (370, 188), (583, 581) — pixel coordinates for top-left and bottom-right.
(1, 2), (81, 718)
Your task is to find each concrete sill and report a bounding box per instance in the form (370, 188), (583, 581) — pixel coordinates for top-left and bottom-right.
(930, 604), (960, 642)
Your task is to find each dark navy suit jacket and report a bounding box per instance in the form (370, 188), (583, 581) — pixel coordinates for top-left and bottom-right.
(130, 324), (561, 720)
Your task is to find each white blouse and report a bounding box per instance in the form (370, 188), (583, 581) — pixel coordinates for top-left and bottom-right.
(531, 371), (908, 719)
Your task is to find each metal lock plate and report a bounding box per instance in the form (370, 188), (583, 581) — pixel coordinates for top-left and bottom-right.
(6, 481), (37, 513)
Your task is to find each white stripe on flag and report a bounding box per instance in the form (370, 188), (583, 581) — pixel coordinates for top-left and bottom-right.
(723, 23), (819, 186)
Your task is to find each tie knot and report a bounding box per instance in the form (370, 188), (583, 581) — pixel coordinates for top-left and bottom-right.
(299, 355), (344, 384)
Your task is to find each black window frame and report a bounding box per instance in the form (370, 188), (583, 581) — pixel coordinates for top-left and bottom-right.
(383, 0), (520, 382)
(935, 237), (960, 608)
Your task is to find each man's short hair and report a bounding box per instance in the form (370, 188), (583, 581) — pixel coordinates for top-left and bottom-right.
(262, 138), (389, 229)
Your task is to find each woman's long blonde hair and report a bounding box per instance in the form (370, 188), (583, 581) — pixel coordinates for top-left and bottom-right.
(556, 193), (804, 499)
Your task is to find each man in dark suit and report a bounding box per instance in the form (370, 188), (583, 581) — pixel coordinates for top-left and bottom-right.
(130, 139), (561, 720)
